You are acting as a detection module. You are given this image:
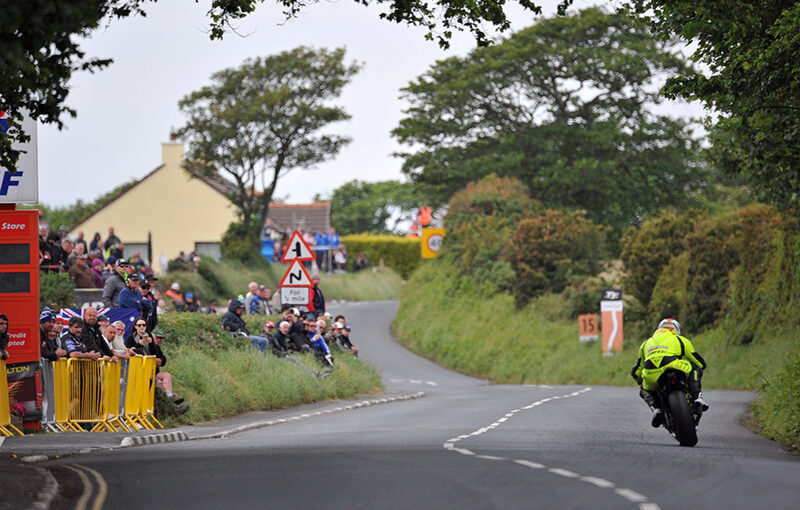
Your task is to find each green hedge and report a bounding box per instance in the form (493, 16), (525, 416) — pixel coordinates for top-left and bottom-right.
(340, 234), (421, 279)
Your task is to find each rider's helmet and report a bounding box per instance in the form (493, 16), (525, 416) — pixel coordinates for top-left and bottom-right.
(657, 318), (681, 335)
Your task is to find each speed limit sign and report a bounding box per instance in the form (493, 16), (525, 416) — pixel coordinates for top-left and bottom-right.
(421, 228), (446, 258)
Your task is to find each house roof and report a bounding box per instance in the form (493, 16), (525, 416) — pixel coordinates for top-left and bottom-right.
(267, 203), (331, 234)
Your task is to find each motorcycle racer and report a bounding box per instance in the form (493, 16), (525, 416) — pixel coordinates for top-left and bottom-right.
(631, 318), (709, 427)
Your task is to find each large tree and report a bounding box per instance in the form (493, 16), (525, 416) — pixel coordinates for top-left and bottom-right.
(317, 179), (419, 235)
(1, 0), (571, 171)
(173, 46), (360, 252)
(631, 1), (800, 215)
(392, 7), (706, 232)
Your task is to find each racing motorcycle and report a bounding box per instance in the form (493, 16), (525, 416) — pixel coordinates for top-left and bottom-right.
(655, 365), (702, 447)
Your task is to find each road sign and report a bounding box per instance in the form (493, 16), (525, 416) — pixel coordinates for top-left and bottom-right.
(280, 286), (310, 305)
(0, 111), (38, 204)
(578, 314), (599, 342)
(421, 228), (446, 259)
(601, 288), (624, 355)
(279, 260), (313, 287)
(280, 230), (315, 262)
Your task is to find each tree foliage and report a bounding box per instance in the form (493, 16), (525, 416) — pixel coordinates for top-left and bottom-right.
(173, 47), (359, 260)
(631, 1), (800, 215)
(320, 180), (419, 235)
(1, 0), (564, 171)
(393, 7), (707, 233)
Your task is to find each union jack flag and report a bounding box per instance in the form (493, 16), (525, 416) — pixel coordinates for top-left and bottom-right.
(57, 307), (140, 337)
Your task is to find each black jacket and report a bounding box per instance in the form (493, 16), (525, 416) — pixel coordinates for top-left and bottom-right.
(221, 311), (249, 335)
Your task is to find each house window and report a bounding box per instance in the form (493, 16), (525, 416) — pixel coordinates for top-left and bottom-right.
(195, 242), (221, 261)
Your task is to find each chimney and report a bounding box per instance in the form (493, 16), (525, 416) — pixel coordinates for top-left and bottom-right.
(162, 142), (184, 167)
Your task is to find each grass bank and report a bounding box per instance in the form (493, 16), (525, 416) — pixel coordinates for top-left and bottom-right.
(394, 261), (800, 450)
(154, 312), (382, 426)
(166, 257), (403, 304)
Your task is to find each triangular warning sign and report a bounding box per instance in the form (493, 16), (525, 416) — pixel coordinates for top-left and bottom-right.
(279, 260), (314, 287)
(280, 230), (315, 262)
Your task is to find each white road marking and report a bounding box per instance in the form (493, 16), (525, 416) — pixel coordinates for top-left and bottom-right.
(443, 387), (662, 510)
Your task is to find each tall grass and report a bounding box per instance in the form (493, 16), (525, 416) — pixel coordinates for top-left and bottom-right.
(156, 313), (382, 426)
(167, 257), (403, 303)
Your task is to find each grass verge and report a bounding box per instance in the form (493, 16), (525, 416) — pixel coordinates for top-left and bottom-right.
(166, 257), (403, 304)
(154, 312), (382, 426)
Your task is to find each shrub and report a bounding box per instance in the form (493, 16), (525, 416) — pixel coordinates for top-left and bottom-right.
(647, 251), (690, 327)
(507, 209), (608, 303)
(39, 271), (75, 310)
(220, 222), (262, 264)
(339, 234), (421, 278)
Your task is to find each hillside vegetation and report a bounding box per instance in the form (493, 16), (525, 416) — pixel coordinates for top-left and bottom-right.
(394, 175), (800, 451)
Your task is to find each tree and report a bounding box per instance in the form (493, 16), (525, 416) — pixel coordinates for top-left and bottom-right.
(1, 0), (570, 172)
(173, 46), (360, 259)
(631, 1), (800, 216)
(392, 8), (707, 233)
(318, 180), (419, 235)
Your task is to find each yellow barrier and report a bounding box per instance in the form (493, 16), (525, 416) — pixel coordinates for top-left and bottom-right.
(52, 358), (79, 431)
(68, 359), (104, 431)
(0, 360), (24, 436)
(91, 360), (127, 432)
(124, 355), (163, 430)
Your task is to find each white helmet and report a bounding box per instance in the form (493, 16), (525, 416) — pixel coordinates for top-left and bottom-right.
(657, 318), (681, 335)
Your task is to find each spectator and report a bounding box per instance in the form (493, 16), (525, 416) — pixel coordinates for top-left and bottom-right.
(41, 231), (62, 273)
(353, 251), (370, 273)
(80, 307), (103, 352)
(67, 242), (86, 267)
(340, 324), (359, 358)
(272, 320), (292, 355)
(90, 258), (105, 288)
(61, 317), (101, 360)
(308, 273), (326, 319)
(118, 274), (151, 317)
(68, 253), (95, 288)
(185, 292), (200, 313)
(333, 247), (348, 272)
(102, 258), (129, 307)
(99, 323), (132, 359)
(315, 230), (328, 270)
(39, 308), (65, 361)
(129, 252), (146, 274)
(58, 239), (74, 270)
(286, 309), (313, 352)
(125, 322), (187, 411)
(165, 282), (184, 311)
(205, 299), (219, 315)
(107, 241), (124, 262)
(89, 232), (102, 251)
(111, 321), (128, 352)
(221, 299), (270, 353)
(140, 275), (160, 331)
(74, 231), (87, 253)
(105, 227), (120, 250)
(244, 282), (258, 315)
(0, 313), (9, 360)
(157, 299), (167, 315)
(311, 319), (334, 367)
(262, 320), (285, 357)
(258, 286), (273, 315)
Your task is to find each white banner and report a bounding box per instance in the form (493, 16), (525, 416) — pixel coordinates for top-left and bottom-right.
(1, 112), (38, 203)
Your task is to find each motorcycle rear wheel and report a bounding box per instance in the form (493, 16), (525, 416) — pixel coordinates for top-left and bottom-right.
(667, 390), (698, 447)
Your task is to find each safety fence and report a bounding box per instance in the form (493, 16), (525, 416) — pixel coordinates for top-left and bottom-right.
(1, 360), (24, 436)
(38, 356), (163, 433)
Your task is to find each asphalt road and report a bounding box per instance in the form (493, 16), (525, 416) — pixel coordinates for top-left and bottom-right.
(46, 301), (800, 510)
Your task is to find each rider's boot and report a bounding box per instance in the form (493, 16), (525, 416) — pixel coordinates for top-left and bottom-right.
(640, 388), (663, 427)
(693, 392), (709, 412)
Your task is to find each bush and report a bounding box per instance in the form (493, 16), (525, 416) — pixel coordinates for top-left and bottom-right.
(508, 209), (608, 303)
(220, 222), (262, 264)
(752, 350), (800, 452)
(39, 271), (75, 310)
(339, 234), (421, 279)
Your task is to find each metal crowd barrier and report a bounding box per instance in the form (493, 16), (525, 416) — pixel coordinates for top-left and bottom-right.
(0, 360), (24, 436)
(39, 356), (164, 433)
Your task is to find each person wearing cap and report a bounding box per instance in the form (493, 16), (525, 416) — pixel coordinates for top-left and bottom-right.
(140, 274), (160, 331)
(221, 298), (270, 353)
(39, 308), (67, 360)
(307, 273), (325, 319)
(67, 251), (95, 288)
(118, 273), (152, 317)
(339, 324), (359, 358)
(183, 291), (200, 313)
(102, 257), (129, 307)
(205, 299), (219, 315)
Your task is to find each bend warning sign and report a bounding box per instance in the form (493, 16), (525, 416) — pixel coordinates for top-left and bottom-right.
(279, 260), (313, 287)
(280, 231), (315, 262)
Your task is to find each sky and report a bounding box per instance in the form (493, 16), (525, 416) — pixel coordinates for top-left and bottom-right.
(36, 0), (699, 208)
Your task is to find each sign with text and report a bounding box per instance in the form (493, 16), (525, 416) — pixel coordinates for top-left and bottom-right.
(1, 111), (38, 203)
(578, 314), (599, 342)
(421, 228), (446, 259)
(280, 287), (310, 306)
(280, 230), (315, 262)
(600, 288), (623, 355)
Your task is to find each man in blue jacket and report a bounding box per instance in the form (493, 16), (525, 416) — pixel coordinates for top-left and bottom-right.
(118, 274), (152, 318)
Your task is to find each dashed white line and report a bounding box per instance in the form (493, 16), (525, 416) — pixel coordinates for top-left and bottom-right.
(443, 387), (662, 510)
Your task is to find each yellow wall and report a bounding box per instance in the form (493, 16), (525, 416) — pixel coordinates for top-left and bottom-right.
(71, 143), (237, 273)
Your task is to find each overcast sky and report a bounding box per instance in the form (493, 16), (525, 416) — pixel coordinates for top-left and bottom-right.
(37, 0), (698, 208)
